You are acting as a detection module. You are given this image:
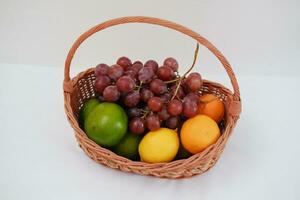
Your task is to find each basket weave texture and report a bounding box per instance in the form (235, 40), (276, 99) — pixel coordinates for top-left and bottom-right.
(63, 16), (242, 178)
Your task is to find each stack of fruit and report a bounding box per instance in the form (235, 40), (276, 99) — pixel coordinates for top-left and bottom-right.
(80, 46), (225, 163)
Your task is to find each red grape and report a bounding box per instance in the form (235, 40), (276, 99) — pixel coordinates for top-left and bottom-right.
(129, 118), (145, 134)
(166, 116), (179, 129)
(149, 79), (167, 95)
(170, 84), (185, 99)
(146, 114), (160, 131)
(138, 67), (154, 83)
(181, 77), (188, 91)
(182, 100), (198, 118)
(144, 60), (158, 73)
(116, 76), (135, 93)
(103, 85), (120, 102)
(117, 57), (132, 70)
(95, 63), (109, 76)
(94, 75), (111, 94)
(140, 88), (154, 102)
(123, 91), (140, 107)
(133, 60), (143, 65)
(160, 92), (171, 103)
(127, 107), (141, 118)
(158, 106), (170, 120)
(131, 62), (143, 74)
(98, 95), (105, 102)
(108, 64), (124, 81)
(184, 92), (199, 104)
(163, 57), (178, 72)
(157, 66), (175, 81)
(124, 70), (138, 82)
(185, 72), (202, 92)
(167, 99), (183, 116)
(147, 97), (163, 112)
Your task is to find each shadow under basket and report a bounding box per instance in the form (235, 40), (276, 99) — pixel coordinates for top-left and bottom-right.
(63, 16), (242, 178)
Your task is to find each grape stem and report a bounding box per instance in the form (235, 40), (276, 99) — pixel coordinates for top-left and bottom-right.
(170, 43), (199, 100)
(141, 110), (149, 119)
(164, 77), (181, 84)
(183, 43), (199, 78)
(137, 81), (143, 92)
(140, 109), (148, 113)
(170, 81), (181, 100)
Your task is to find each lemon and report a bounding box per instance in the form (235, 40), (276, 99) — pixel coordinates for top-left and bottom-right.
(138, 128), (179, 163)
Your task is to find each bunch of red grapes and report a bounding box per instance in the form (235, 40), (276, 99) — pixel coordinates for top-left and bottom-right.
(94, 57), (203, 134)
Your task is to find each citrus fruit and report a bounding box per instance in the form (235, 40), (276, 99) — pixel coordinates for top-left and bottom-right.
(79, 98), (100, 125)
(113, 132), (142, 160)
(84, 102), (128, 147)
(180, 115), (220, 154)
(198, 94), (225, 123)
(138, 128), (179, 163)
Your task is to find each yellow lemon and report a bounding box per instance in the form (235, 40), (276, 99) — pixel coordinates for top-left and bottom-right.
(139, 128), (179, 163)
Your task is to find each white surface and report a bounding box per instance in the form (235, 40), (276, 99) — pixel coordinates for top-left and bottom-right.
(0, 64), (299, 200)
(0, 0), (300, 76)
(1, 0), (300, 199)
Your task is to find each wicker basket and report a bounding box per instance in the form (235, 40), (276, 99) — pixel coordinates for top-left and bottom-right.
(63, 16), (242, 178)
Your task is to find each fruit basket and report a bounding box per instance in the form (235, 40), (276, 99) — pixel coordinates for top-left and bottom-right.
(63, 16), (242, 178)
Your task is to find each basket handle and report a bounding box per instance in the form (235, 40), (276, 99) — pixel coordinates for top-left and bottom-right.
(64, 16), (240, 101)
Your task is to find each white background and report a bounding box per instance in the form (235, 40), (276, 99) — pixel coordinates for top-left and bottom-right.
(0, 0), (299, 200)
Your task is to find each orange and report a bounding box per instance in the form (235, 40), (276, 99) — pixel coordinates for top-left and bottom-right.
(180, 115), (220, 154)
(198, 94), (225, 123)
